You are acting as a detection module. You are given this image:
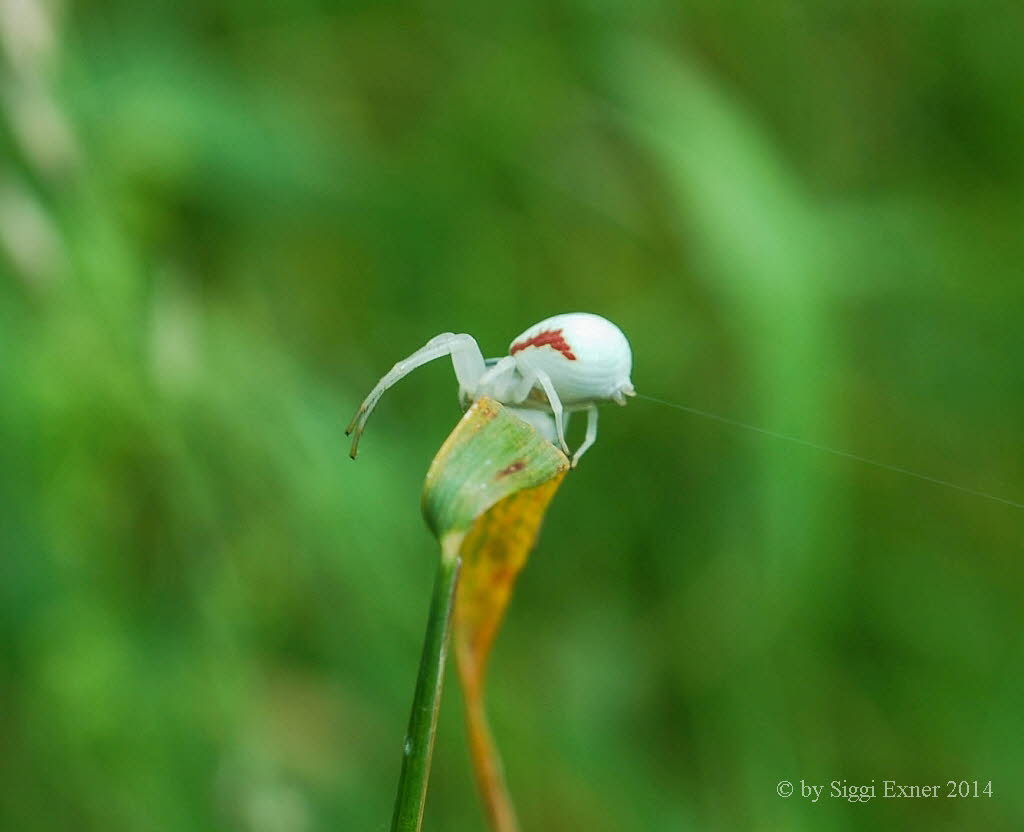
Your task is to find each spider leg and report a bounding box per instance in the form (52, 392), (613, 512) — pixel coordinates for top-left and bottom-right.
(524, 368), (570, 456)
(476, 356), (518, 399)
(570, 404), (599, 468)
(346, 333), (485, 458)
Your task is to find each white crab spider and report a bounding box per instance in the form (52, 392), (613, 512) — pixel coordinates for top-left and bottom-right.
(346, 312), (635, 467)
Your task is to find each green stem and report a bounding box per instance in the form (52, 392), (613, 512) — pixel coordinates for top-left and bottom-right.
(390, 546), (462, 832)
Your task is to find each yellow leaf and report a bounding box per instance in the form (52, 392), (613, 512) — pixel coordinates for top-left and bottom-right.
(422, 397), (568, 831)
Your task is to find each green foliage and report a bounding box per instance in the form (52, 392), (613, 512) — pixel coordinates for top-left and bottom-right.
(394, 397), (566, 832)
(2, 2), (1023, 830)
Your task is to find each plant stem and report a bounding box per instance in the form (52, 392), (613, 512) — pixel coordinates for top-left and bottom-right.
(390, 545), (462, 832)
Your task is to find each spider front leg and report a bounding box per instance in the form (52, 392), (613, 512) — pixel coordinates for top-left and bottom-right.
(346, 332), (485, 458)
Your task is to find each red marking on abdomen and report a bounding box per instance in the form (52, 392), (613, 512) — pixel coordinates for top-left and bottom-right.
(510, 329), (577, 360)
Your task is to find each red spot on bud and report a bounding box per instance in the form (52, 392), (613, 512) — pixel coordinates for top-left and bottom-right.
(497, 461), (526, 477)
(510, 329), (577, 360)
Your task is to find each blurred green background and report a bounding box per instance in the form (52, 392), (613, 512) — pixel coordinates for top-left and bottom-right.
(2, 1), (1022, 830)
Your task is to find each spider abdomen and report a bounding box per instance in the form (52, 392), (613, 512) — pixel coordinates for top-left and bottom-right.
(509, 312), (634, 405)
